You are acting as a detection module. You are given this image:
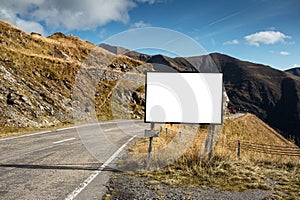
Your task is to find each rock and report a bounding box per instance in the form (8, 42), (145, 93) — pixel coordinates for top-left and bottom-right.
(7, 92), (20, 105)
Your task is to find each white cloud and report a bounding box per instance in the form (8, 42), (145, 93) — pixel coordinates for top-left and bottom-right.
(280, 51), (290, 56)
(98, 28), (107, 39)
(0, 7), (46, 35)
(136, 0), (160, 4)
(223, 39), (239, 45)
(131, 20), (151, 28)
(293, 64), (300, 68)
(0, 0), (136, 34)
(244, 31), (291, 46)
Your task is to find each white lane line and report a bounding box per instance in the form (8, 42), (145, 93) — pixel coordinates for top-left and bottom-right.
(0, 120), (144, 141)
(53, 138), (76, 144)
(56, 127), (75, 131)
(0, 131), (51, 142)
(65, 135), (136, 200)
(104, 127), (119, 132)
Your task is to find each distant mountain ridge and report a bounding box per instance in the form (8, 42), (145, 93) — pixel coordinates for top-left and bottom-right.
(99, 43), (150, 62)
(101, 44), (300, 145)
(209, 53), (300, 145)
(285, 67), (300, 77)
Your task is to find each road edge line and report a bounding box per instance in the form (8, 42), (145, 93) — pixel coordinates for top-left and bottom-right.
(0, 131), (51, 141)
(65, 135), (137, 200)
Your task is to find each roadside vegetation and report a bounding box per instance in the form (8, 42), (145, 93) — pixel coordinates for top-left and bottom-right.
(124, 114), (300, 199)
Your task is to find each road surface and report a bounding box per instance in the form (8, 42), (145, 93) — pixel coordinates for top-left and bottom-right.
(0, 120), (148, 200)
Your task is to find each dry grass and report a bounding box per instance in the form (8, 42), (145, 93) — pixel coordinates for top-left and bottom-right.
(126, 114), (300, 199)
(130, 124), (181, 154)
(217, 113), (299, 164)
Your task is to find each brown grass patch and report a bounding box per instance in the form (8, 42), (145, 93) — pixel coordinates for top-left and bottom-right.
(127, 114), (300, 199)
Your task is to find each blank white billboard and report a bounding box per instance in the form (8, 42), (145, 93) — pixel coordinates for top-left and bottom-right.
(145, 72), (223, 124)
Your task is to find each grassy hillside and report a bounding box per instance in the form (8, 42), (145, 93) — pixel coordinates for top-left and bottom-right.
(0, 20), (93, 135)
(0, 20), (151, 137)
(126, 114), (299, 199)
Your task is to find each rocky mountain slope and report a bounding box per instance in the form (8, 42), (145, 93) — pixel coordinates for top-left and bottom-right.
(0, 20), (150, 134)
(0, 20), (93, 130)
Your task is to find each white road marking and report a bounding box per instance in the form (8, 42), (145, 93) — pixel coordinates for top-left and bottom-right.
(56, 127), (75, 131)
(53, 138), (76, 144)
(0, 120), (144, 142)
(65, 135), (136, 200)
(104, 127), (119, 132)
(0, 131), (51, 142)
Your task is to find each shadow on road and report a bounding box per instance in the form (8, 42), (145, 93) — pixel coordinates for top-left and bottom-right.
(0, 163), (120, 172)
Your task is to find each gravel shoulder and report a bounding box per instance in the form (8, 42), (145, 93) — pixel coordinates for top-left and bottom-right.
(104, 173), (273, 200)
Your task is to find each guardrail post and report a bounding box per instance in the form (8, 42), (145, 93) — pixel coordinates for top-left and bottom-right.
(179, 131), (182, 143)
(237, 140), (241, 158)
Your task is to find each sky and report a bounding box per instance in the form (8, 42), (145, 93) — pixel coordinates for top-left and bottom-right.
(0, 0), (299, 70)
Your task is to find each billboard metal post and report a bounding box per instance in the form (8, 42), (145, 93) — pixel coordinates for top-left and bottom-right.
(148, 122), (155, 159)
(208, 124), (215, 160)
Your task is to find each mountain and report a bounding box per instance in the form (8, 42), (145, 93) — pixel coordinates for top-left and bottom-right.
(146, 53), (300, 145)
(0, 20), (94, 130)
(285, 67), (300, 77)
(99, 43), (151, 62)
(101, 44), (300, 145)
(147, 54), (199, 72)
(0, 20), (150, 134)
(209, 53), (300, 145)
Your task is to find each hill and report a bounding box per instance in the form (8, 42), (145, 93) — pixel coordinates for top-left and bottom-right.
(115, 113), (299, 199)
(209, 53), (300, 145)
(99, 43), (151, 62)
(0, 20), (93, 132)
(0, 20), (150, 136)
(285, 67), (300, 77)
(132, 51), (300, 145)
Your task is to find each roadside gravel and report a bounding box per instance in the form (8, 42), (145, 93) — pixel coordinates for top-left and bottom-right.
(104, 173), (273, 200)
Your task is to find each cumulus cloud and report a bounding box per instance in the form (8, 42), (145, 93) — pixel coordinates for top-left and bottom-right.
(0, 0), (136, 34)
(0, 7), (46, 35)
(223, 39), (239, 45)
(280, 51), (290, 56)
(131, 20), (151, 28)
(244, 31), (291, 46)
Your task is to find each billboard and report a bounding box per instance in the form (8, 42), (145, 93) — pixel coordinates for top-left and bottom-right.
(145, 72), (223, 124)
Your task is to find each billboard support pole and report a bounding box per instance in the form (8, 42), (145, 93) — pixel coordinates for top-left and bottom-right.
(148, 122), (155, 159)
(208, 124), (215, 160)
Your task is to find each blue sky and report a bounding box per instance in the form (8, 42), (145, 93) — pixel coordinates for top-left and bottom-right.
(0, 0), (299, 70)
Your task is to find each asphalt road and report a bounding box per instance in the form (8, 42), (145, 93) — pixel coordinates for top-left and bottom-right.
(0, 120), (149, 200)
